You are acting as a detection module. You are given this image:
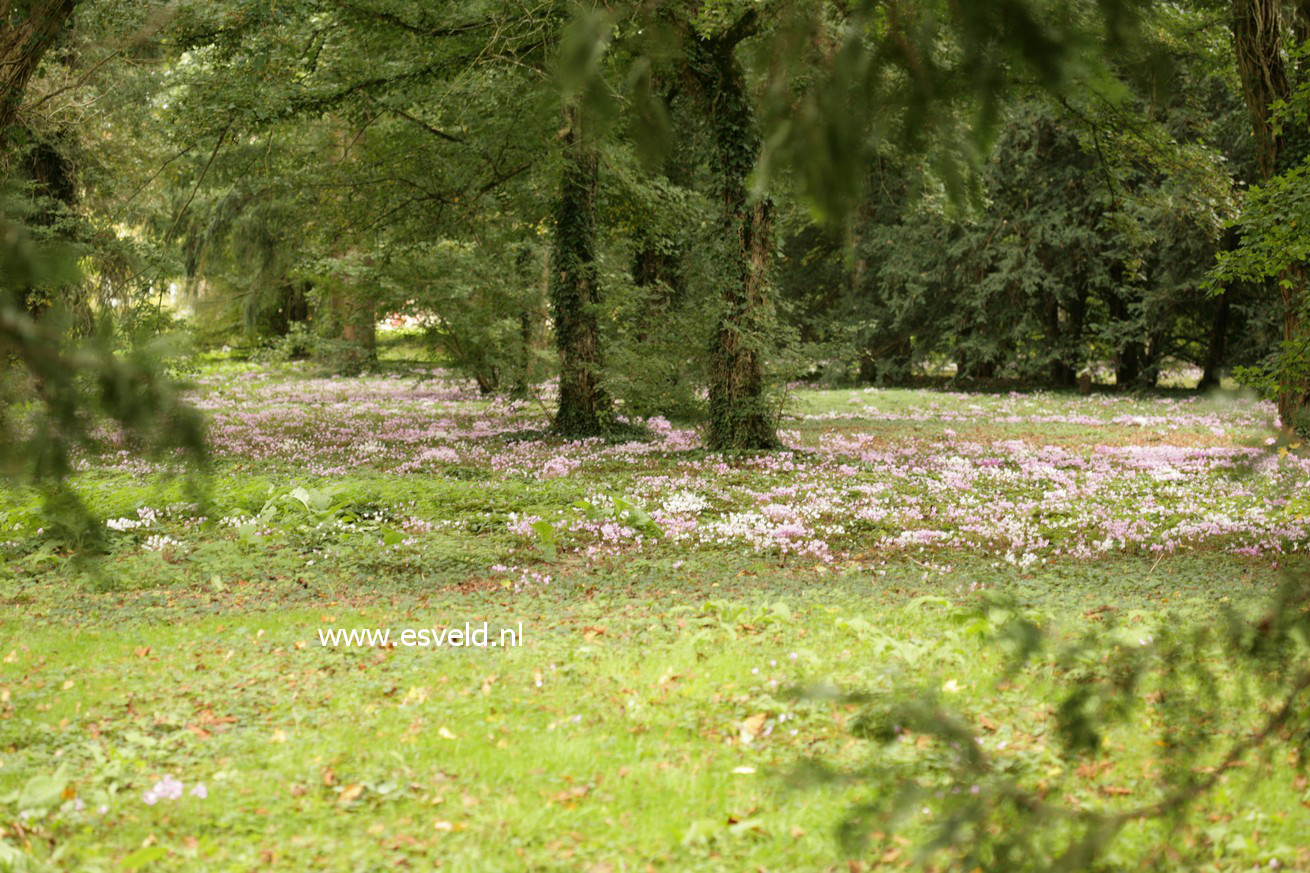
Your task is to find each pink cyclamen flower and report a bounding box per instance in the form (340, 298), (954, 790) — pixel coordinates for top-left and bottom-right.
(156, 776), (184, 800)
(190, 783), (208, 799)
(144, 775), (184, 805)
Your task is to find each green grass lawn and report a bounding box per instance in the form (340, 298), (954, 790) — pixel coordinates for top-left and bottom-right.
(2, 362), (1308, 871)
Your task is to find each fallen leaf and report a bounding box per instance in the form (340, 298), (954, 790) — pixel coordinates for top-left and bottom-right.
(740, 712), (767, 743)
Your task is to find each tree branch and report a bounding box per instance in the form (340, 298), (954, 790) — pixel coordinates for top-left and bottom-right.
(370, 99), (466, 144)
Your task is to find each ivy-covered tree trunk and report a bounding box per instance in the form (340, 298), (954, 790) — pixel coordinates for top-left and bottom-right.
(683, 15), (780, 450)
(0, 0), (75, 149)
(549, 101), (610, 437)
(1231, 0), (1309, 430)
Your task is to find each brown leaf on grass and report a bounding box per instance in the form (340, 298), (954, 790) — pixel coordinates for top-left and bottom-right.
(741, 713), (768, 738)
(1075, 760), (1115, 780)
(1083, 605), (1116, 622)
(193, 708), (237, 727)
(338, 784), (364, 805)
(551, 785), (589, 805)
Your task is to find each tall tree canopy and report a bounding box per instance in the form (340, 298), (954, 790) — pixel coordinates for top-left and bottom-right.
(3, 0), (1310, 466)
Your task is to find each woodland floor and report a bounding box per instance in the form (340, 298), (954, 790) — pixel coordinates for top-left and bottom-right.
(2, 355), (1309, 871)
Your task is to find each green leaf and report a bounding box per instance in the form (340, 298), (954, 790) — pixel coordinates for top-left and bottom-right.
(530, 520), (557, 561)
(120, 846), (169, 870)
(13, 764), (70, 812)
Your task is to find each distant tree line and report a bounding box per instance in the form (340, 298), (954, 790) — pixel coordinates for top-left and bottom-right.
(3, 0), (1309, 455)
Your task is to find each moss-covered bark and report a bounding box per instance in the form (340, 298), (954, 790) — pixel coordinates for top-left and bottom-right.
(549, 101), (610, 437)
(682, 14), (780, 451)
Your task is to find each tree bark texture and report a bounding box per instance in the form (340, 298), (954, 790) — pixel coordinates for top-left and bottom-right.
(0, 0), (76, 148)
(549, 101), (610, 437)
(682, 16), (780, 450)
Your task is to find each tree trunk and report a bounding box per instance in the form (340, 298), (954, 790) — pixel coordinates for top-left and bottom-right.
(683, 17), (780, 450)
(332, 290), (376, 372)
(0, 0), (76, 150)
(1117, 341), (1141, 388)
(1199, 290), (1231, 390)
(1231, 0), (1308, 430)
(511, 245), (547, 398)
(1, 0), (78, 334)
(549, 101), (610, 437)
(340, 297), (375, 351)
(1142, 330), (1164, 388)
(1231, 0), (1290, 179)
(1044, 296), (1075, 387)
(1107, 279), (1142, 388)
(1066, 287), (1088, 385)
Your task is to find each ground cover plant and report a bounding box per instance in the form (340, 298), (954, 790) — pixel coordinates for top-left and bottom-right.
(3, 361), (1310, 871)
(6, 0), (1310, 870)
